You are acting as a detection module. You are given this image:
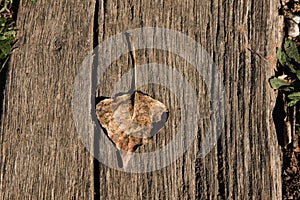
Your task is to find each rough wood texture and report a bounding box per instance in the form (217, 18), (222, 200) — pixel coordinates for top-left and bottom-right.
(97, 0), (283, 199)
(0, 0), (95, 199)
(1, 0), (284, 199)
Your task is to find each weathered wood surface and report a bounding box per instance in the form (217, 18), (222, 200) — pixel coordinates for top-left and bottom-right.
(97, 0), (283, 199)
(1, 0), (283, 199)
(0, 0), (95, 199)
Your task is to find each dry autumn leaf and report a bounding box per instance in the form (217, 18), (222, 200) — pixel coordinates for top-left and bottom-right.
(96, 91), (168, 169)
(278, 74), (288, 80)
(95, 35), (169, 169)
(278, 74), (293, 83)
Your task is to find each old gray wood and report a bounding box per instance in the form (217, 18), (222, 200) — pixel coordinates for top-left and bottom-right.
(0, 0), (95, 199)
(96, 0), (283, 199)
(0, 0), (283, 199)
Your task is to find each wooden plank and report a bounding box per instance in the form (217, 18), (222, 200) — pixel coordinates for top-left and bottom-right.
(0, 0), (284, 199)
(196, 0), (283, 199)
(96, 0), (283, 199)
(0, 0), (95, 199)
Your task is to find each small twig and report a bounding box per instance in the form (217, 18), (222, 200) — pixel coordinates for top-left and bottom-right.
(129, 35), (137, 92)
(129, 35), (137, 119)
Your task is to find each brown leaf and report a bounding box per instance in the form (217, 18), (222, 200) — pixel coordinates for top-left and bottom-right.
(96, 91), (168, 169)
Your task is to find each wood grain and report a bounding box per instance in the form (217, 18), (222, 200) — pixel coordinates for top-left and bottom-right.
(96, 0), (283, 199)
(0, 0), (284, 199)
(0, 0), (95, 199)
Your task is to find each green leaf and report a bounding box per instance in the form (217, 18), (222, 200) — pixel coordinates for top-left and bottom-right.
(286, 62), (297, 73)
(0, 18), (7, 25)
(0, 36), (8, 40)
(269, 77), (291, 89)
(284, 38), (300, 64)
(296, 70), (300, 80)
(288, 92), (300, 100)
(0, 41), (11, 59)
(276, 48), (296, 73)
(4, 30), (16, 36)
(287, 92), (300, 107)
(278, 86), (294, 92)
(276, 48), (288, 66)
(287, 99), (298, 107)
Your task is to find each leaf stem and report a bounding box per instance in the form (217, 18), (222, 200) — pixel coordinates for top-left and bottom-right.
(129, 35), (137, 92)
(129, 35), (137, 119)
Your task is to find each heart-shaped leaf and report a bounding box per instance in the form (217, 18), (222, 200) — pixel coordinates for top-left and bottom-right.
(96, 91), (168, 169)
